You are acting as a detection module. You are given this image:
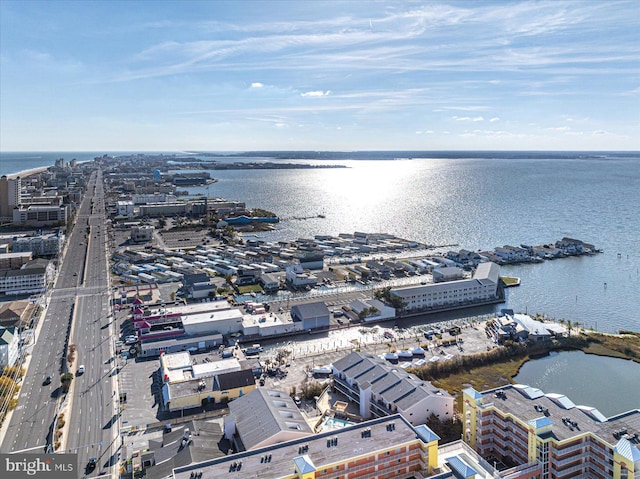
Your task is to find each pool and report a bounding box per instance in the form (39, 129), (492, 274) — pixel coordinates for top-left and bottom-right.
(323, 417), (354, 429)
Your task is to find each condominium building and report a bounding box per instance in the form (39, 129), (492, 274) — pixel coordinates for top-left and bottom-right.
(332, 351), (454, 425)
(463, 384), (640, 479)
(391, 262), (500, 312)
(0, 175), (21, 221)
(13, 233), (65, 256)
(0, 259), (54, 295)
(12, 205), (68, 226)
(174, 414), (443, 479)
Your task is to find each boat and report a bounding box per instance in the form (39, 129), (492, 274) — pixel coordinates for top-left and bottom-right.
(397, 350), (413, 359)
(383, 352), (399, 362)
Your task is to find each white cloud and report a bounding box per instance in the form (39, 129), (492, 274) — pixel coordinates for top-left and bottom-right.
(453, 116), (485, 122)
(489, 117), (500, 122)
(301, 90), (331, 97)
(251, 82), (263, 88)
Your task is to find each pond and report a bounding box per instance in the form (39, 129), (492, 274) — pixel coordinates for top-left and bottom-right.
(513, 350), (640, 417)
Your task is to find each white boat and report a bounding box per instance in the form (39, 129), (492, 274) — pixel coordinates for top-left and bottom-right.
(429, 356), (440, 362)
(383, 352), (399, 362)
(312, 364), (333, 374)
(397, 350), (413, 359)
(411, 347), (426, 356)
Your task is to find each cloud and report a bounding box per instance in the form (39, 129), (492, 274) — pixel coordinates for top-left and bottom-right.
(301, 90), (331, 97)
(453, 116), (485, 122)
(251, 82), (263, 88)
(489, 117), (500, 122)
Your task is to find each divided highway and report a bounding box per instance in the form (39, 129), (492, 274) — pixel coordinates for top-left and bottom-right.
(1, 169), (119, 477)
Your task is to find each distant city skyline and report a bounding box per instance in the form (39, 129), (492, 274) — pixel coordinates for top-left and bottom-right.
(1, 0), (639, 151)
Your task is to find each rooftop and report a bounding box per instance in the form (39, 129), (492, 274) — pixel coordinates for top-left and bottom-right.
(473, 384), (640, 444)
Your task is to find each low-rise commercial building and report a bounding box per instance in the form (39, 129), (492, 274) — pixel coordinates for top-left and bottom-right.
(12, 205), (68, 226)
(291, 302), (330, 330)
(224, 388), (314, 451)
(0, 259), (54, 295)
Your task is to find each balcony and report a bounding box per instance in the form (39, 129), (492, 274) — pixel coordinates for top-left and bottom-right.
(316, 457), (426, 479)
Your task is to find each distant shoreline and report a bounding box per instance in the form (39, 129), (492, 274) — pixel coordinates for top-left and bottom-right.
(6, 166), (50, 179)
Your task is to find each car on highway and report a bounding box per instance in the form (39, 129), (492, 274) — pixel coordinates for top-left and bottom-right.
(43, 375), (52, 386)
(77, 365), (85, 375)
(86, 457), (97, 473)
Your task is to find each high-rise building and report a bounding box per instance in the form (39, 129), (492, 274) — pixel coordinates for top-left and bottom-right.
(463, 384), (640, 479)
(0, 176), (21, 221)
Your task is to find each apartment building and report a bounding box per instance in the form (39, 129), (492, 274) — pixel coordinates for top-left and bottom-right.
(13, 233), (65, 256)
(332, 351), (454, 425)
(174, 414), (443, 479)
(463, 384), (640, 479)
(391, 262), (500, 312)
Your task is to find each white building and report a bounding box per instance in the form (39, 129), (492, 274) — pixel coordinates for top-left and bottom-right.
(12, 205), (68, 226)
(13, 233), (65, 256)
(0, 327), (19, 367)
(432, 266), (464, 283)
(130, 225), (154, 243)
(349, 298), (396, 322)
(182, 308), (244, 336)
(391, 262), (500, 312)
(0, 259), (55, 295)
(285, 263), (317, 288)
(332, 351), (454, 425)
(117, 200), (135, 217)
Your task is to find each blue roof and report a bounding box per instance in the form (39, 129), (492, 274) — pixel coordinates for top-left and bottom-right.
(528, 416), (554, 429)
(415, 424), (440, 443)
(614, 438), (640, 462)
(448, 455), (478, 478)
(462, 387), (482, 400)
(293, 455), (316, 474)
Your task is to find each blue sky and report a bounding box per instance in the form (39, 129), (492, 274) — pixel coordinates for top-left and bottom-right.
(1, 1), (638, 151)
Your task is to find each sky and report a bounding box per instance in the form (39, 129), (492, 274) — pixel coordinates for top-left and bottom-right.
(1, 0), (639, 152)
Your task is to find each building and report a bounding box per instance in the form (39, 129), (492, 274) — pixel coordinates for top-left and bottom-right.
(12, 205), (68, 226)
(117, 200), (135, 217)
(0, 175), (21, 222)
(131, 225), (155, 243)
(172, 413), (504, 479)
(332, 351), (454, 425)
(13, 232), (65, 256)
(224, 388), (314, 451)
(0, 259), (54, 295)
(260, 273), (280, 292)
(285, 263), (318, 288)
(291, 302), (330, 330)
(0, 252), (33, 269)
(162, 367), (255, 412)
(0, 327), (19, 367)
(463, 384), (640, 479)
(348, 298), (396, 322)
(0, 301), (31, 329)
(183, 278), (217, 300)
(391, 262), (500, 312)
(432, 267), (464, 283)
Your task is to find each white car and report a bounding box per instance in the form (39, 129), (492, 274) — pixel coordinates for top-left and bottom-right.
(77, 365), (85, 375)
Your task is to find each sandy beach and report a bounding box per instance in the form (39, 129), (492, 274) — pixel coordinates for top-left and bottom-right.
(6, 166), (50, 179)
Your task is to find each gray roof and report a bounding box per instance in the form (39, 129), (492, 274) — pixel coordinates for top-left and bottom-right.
(333, 352), (452, 409)
(0, 327), (15, 346)
(145, 421), (226, 479)
(173, 414), (434, 479)
(215, 369), (255, 391)
(291, 301), (329, 320)
(475, 384), (640, 444)
(228, 388), (312, 451)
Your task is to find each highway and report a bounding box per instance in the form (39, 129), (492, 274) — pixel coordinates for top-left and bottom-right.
(0, 168), (119, 478)
(64, 169), (119, 477)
